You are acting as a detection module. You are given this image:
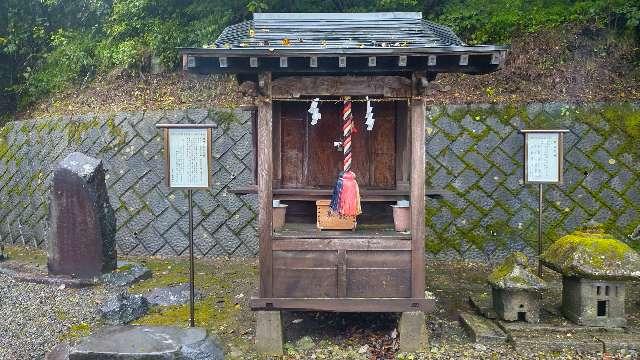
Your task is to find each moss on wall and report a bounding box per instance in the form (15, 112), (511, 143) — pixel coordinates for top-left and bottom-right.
(425, 102), (640, 257)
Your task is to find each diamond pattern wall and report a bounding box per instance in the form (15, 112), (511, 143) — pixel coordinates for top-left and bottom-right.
(0, 109), (257, 256)
(0, 103), (638, 260)
(425, 103), (640, 261)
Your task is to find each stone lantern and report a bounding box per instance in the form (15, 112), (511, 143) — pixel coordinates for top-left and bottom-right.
(488, 252), (546, 323)
(541, 222), (640, 327)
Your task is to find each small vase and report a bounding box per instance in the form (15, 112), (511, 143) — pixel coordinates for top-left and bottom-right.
(391, 201), (410, 232)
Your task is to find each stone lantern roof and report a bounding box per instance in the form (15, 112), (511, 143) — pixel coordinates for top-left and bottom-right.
(541, 222), (640, 281)
(488, 252), (546, 291)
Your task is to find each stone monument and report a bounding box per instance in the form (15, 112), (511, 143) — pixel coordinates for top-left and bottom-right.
(48, 152), (116, 278)
(541, 222), (640, 327)
(488, 252), (546, 323)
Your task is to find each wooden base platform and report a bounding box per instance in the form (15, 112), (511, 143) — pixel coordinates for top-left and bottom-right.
(250, 297), (434, 313)
(275, 222), (408, 239)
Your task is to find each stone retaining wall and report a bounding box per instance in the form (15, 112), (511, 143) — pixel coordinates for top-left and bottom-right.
(0, 109), (258, 256)
(0, 103), (638, 260)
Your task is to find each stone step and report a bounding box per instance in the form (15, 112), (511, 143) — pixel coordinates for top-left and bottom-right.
(509, 330), (603, 353)
(459, 311), (508, 343)
(46, 326), (223, 360)
(468, 294), (497, 319)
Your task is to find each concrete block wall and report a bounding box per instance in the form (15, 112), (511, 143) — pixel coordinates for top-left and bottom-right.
(0, 103), (638, 260)
(0, 109), (258, 256)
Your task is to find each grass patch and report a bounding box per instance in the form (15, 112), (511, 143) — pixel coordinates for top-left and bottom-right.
(3, 245), (47, 266)
(59, 322), (92, 342)
(125, 256), (258, 358)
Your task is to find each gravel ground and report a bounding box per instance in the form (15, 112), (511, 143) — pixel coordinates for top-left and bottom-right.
(0, 273), (108, 360)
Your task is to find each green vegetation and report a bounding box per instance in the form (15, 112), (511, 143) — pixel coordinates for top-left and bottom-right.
(488, 252), (529, 284)
(59, 322), (92, 342)
(487, 251), (546, 289)
(124, 256), (257, 357)
(1, 1), (638, 116)
(3, 245), (47, 266)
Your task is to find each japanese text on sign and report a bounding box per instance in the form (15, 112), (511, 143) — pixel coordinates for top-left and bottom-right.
(526, 132), (560, 183)
(168, 128), (209, 188)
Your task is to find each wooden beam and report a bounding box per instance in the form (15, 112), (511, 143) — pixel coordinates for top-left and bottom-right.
(227, 186), (449, 199)
(258, 72), (273, 298)
(272, 76), (412, 98)
(272, 238), (411, 250)
(250, 297), (434, 313)
(409, 91), (426, 299)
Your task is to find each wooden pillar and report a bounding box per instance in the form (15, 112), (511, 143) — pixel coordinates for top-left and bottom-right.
(258, 72), (273, 298)
(272, 102), (282, 188)
(410, 96), (426, 298)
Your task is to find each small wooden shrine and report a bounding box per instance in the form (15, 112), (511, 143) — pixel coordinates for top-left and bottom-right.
(180, 12), (506, 353)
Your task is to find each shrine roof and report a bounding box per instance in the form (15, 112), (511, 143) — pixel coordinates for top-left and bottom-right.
(179, 12), (508, 76)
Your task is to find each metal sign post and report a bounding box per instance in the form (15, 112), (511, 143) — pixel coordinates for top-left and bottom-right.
(521, 129), (569, 276)
(157, 123), (216, 327)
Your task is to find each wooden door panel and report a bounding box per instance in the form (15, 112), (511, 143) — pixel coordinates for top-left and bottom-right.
(308, 103), (342, 187)
(346, 250), (411, 298)
(350, 103), (370, 186)
(273, 250), (338, 298)
(370, 102), (396, 188)
(279, 101), (397, 189)
(281, 103), (306, 187)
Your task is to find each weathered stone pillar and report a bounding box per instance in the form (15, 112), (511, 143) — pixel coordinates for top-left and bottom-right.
(48, 152), (116, 278)
(399, 311), (428, 352)
(255, 311), (283, 355)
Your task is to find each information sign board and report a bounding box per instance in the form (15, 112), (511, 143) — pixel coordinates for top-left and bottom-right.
(167, 128), (210, 188)
(523, 130), (567, 184)
(158, 126), (213, 189)
(156, 123), (215, 327)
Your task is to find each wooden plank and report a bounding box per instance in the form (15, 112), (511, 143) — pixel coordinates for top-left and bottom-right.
(228, 185), (451, 201)
(273, 250), (337, 268)
(272, 102), (282, 188)
(409, 90), (426, 299)
(273, 268), (337, 298)
(347, 250), (411, 268)
(351, 103), (370, 186)
(281, 102), (306, 186)
(347, 268), (411, 298)
(395, 101), (411, 191)
(370, 102), (396, 188)
(272, 76), (412, 98)
(272, 238), (411, 250)
(250, 297), (434, 312)
(308, 102), (343, 186)
(258, 72), (273, 298)
(337, 250), (347, 298)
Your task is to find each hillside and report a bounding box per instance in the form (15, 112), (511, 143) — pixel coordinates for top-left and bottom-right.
(14, 25), (640, 120)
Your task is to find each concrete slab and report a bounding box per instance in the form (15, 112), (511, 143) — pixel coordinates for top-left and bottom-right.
(510, 331), (603, 353)
(469, 294), (497, 319)
(45, 326), (223, 360)
(459, 311), (507, 343)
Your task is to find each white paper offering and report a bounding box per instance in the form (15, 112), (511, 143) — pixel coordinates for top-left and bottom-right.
(526, 132), (560, 183)
(168, 128), (209, 188)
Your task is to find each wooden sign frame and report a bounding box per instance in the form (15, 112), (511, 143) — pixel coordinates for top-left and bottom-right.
(156, 124), (216, 190)
(521, 129), (569, 185)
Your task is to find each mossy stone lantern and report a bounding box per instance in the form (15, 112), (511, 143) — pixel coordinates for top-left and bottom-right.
(488, 252), (546, 323)
(541, 223), (640, 327)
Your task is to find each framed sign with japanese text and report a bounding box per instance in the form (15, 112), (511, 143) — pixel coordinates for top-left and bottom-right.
(157, 124), (216, 189)
(522, 130), (568, 184)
